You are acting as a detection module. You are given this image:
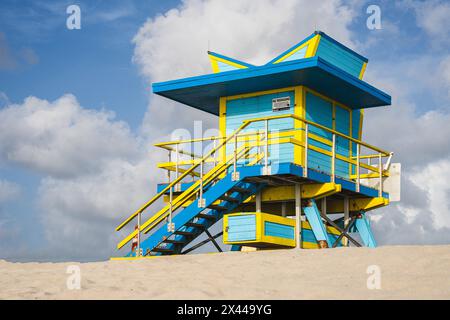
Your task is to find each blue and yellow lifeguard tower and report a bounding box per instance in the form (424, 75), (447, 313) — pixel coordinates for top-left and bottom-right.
(115, 31), (400, 257)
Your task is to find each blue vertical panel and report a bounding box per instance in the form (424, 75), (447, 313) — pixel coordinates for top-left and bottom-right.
(306, 92), (333, 173)
(264, 221), (295, 239)
(303, 200), (331, 246)
(227, 214), (256, 242)
(355, 214), (377, 248)
(351, 109), (361, 175)
(226, 91), (295, 165)
(335, 106), (350, 178)
(316, 37), (365, 78)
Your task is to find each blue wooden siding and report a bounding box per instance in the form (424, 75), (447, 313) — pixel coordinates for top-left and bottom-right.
(264, 221), (295, 239)
(302, 228), (342, 247)
(351, 109), (361, 174)
(226, 91), (295, 165)
(305, 92), (333, 173)
(335, 106), (350, 178)
(316, 37), (364, 78)
(306, 92), (351, 178)
(227, 214), (256, 242)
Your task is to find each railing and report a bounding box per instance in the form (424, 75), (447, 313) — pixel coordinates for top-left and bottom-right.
(116, 114), (393, 254)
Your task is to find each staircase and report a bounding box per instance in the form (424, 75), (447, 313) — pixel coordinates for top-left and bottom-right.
(139, 179), (263, 255)
(115, 118), (268, 257)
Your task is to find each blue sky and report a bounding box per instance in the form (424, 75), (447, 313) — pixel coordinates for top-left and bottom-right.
(1, 0), (450, 261)
(0, 0), (179, 128)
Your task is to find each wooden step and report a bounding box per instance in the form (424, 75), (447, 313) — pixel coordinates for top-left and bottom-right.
(174, 230), (195, 236)
(197, 213), (217, 220)
(230, 186), (251, 194)
(185, 222), (206, 228)
(164, 239), (185, 245)
(208, 204), (227, 211)
(220, 195), (240, 203)
(152, 247), (174, 253)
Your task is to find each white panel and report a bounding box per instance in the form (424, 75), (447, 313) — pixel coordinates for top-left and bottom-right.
(383, 163), (401, 202)
(361, 163), (401, 202)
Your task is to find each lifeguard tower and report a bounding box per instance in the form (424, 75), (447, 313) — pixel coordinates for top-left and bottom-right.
(114, 31), (400, 257)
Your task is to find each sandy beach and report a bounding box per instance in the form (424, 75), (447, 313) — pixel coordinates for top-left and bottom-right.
(1, 245), (449, 300)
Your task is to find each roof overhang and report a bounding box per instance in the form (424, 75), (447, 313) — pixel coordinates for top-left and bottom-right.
(152, 57), (391, 116)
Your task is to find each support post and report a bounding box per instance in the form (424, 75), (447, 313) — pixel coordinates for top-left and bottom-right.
(295, 184), (302, 249)
(331, 133), (336, 183)
(175, 143), (180, 192)
(356, 144), (360, 192)
(281, 202), (287, 217)
(198, 159), (205, 208)
(304, 124), (309, 178)
(343, 196), (350, 246)
(168, 186), (174, 232)
(378, 153), (383, 197)
(321, 197), (327, 217)
(137, 212), (141, 257)
(232, 134), (239, 181)
(263, 119), (271, 175)
(256, 191), (262, 213)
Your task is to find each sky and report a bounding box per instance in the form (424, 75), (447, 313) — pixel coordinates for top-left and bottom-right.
(0, 0), (449, 262)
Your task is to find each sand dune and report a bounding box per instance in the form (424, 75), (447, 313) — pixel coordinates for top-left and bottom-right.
(1, 245), (449, 299)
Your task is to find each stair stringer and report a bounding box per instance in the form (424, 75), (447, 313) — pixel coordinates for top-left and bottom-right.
(137, 170), (263, 256)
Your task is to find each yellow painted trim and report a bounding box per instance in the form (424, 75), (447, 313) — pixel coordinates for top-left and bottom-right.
(224, 212), (296, 248)
(306, 34), (321, 57)
(327, 197), (389, 213)
(302, 241), (320, 249)
(208, 54), (249, 73)
(307, 143), (383, 174)
(245, 183), (341, 203)
(301, 86), (307, 166)
(359, 62), (367, 80)
(210, 58), (220, 73)
(226, 86), (296, 101)
(350, 173), (389, 179)
(219, 97), (227, 165)
(349, 108), (353, 175)
(294, 86), (303, 165)
(302, 220), (341, 236)
(274, 36), (318, 64)
(117, 144), (253, 249)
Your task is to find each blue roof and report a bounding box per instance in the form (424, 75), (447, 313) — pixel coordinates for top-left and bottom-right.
(152, 56), (391, 115)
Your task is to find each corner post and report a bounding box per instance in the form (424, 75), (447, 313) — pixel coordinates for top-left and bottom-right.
(295, 183), (302, 249)
(343, 196), (350, 246)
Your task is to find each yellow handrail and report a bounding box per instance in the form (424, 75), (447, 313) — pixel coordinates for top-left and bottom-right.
(154, 114), (391, 157)
(116, 119), (254, 232)
(116, 143), (256, 249)
(116, 113), (392, 251)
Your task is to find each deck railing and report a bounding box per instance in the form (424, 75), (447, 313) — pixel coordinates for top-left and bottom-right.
(116, 114), (393, 255)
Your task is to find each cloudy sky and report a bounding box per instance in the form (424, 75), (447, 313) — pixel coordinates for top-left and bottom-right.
(0, 0), (449, 261)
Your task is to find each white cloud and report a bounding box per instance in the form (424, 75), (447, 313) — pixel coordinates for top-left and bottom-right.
(0, 94), (140, 178)
(404, 0), (450, 43)
(37, 156), (161, 260)
(134, 0), (355, 81)
(0, 94), (163, 260)
(133, 0), (357, 138)
(409, 159), (450, 229)
(3, 0), (450, 261)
